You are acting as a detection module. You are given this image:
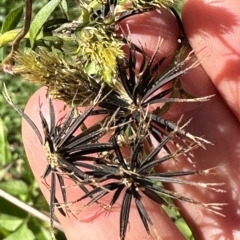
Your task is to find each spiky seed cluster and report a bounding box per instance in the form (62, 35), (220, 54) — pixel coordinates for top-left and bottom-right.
(71, 124), (225, 240)
(3, 0), (226, 239)
(3, 87), (115, 229)
(90, 43), (212, 149)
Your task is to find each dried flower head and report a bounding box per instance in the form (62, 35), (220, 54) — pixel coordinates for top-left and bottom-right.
(75, 25), (124, 84)
(12, 48), (100, 105)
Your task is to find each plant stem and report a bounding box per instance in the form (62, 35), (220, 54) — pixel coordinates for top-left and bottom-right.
(0, 188), (63, 231)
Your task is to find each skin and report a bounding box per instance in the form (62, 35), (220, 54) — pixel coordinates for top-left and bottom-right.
(22, 0), (240, 239)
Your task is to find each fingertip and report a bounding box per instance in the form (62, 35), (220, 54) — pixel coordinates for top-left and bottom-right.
(22, 87), (48, 180)
(182, 0), (240, 120)
(118, 8), (182, 67)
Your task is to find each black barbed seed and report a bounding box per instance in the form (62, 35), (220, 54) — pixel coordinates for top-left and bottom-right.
(69, 122), (225, 240)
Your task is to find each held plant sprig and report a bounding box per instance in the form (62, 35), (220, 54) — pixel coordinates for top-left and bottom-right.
(71, 123), (225, 240)
(0, 1), (227, 240)
(9, 0), (188, 105)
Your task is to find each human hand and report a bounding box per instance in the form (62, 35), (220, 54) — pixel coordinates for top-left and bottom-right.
(22, 0), (240, 239)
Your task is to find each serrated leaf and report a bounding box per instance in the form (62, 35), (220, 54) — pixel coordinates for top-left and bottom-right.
(1, 6), (23, 34)
(4, 223), (35, 240)
(29, 0), (62, 47)
(0, 118), (12, 165)
(0, 180), (28, 196)
(0, 214), (23, 231)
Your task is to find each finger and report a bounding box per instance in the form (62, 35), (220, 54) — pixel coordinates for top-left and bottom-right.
(22, 9), (186, 240)
(152, 0), (240, 239)
(23, 87), (184, 240)
(183, 0), (240, 121)
(155, 56), (240, 239)
(118, 9), (182, 65)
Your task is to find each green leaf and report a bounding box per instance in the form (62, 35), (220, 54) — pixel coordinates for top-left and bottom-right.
(0, 214), (23, 232)
(175, 218), (193, 239)
(59, 0), (69, 20)
(37, 226), (52, 240)
(29, 0), (62, 47)
(1, 7), (23, 34)
(27, 217), (52, 240)
(4, 223), (35, 240)
(85, 61), (97, 76)
(0, 118), (12, 166)
(0, 29), (22, 47)
(0, 180), (28, 196)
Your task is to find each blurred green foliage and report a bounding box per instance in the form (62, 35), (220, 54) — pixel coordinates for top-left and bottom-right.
(0, 1), (66, 239)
